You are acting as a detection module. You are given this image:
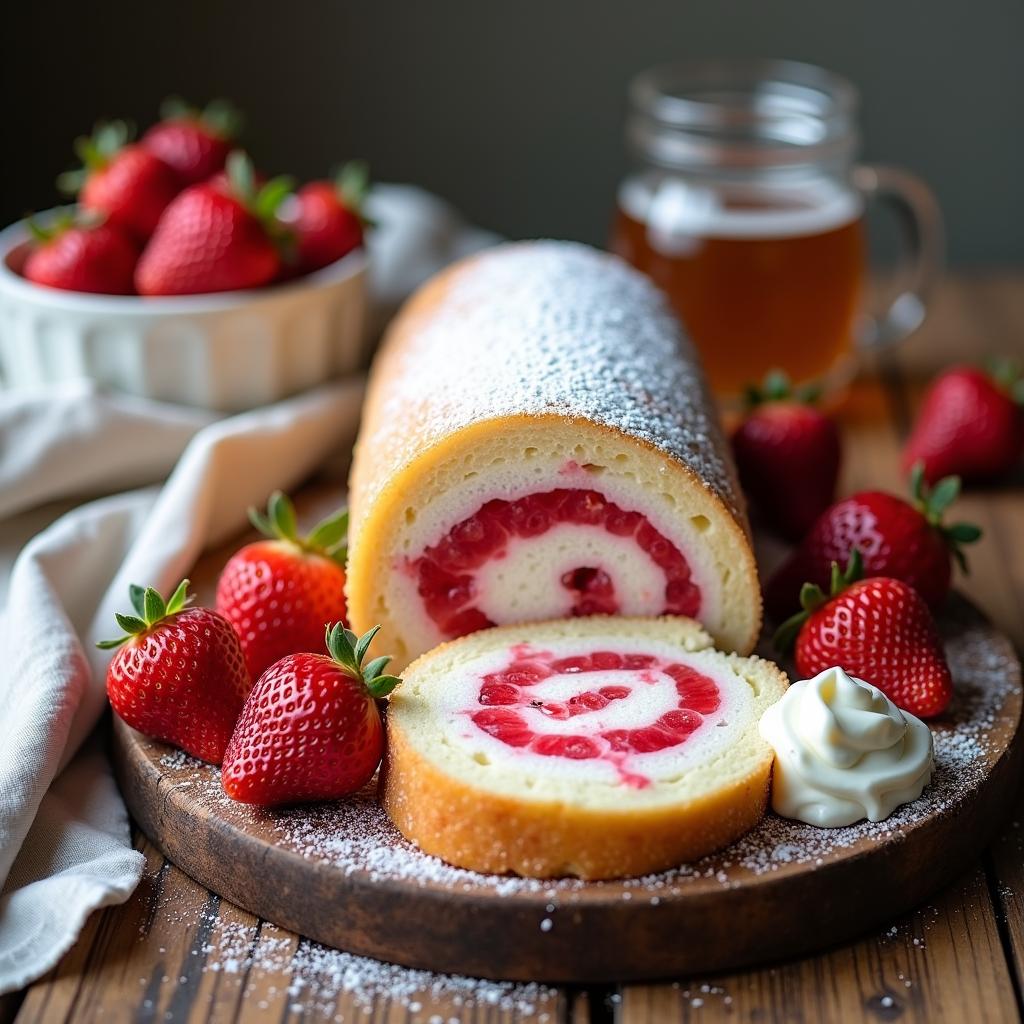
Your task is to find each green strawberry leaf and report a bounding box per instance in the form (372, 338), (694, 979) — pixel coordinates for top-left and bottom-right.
(366, 674), (402, 699)
(268, 490), (298, 542)
(143, 587), (166, 624)
(927, 476), (961, 519)
(362, 655), (392, 681)
(249, 492), (350, 566)
(98, 580), (192, 650)
(115, 613), (147, 635)
(227, 149), (256, 201)
(129, 584), (147, 617)
(353, 624), (380, 667)
(254, 176), (294, 220)
(325, 622), (402, 698)
(166, 578), (192, 615)
(908, 465), (982, 570)
(947, 523), (983, 544)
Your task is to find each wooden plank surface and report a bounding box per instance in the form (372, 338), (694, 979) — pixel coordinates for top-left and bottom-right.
(616, 275), (1024, 1023)
(11, 275), (1024, 1022)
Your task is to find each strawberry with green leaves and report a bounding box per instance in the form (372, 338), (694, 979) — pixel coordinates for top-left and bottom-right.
(100, 580), (250, 764)
(23, 213), (138, 295)
(135, 151), (292, 295)
(59, 120), (182, 241)
(731, 371), (842, 542)
(903, 361), (1024, 485)
(142, 97), (242, 186)
(216, 491), (350, 682)
(279, 160), (370, 274)
(765, 464), (981, 619)
(774, 551), (954, 719)
(222, 623), (401, 806)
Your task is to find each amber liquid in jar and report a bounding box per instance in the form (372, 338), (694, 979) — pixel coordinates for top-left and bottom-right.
(611, 181), (866, 397)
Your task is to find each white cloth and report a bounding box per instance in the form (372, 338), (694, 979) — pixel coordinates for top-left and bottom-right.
(0, 185), (497, 994)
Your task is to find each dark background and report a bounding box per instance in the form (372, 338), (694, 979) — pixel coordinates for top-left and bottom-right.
(6, 0), (1023, 265)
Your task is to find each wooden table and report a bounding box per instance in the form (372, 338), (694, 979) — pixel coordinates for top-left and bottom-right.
(5, 274), (1024, 1023)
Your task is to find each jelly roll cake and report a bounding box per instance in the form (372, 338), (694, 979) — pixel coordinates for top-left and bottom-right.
(381, 617), (787, 879)
(346, 241), (762, 670)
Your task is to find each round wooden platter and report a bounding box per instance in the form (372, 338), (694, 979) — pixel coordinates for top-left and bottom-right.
(112, 497), (1024, 984)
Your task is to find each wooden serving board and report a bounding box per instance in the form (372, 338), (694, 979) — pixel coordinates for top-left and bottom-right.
(111, 492), (1024, 984)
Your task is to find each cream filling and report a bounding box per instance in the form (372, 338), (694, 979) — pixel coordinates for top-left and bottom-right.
(388, 456), (720, 655)
(426, 638), (748, 787)
(474, 525), (668, 622)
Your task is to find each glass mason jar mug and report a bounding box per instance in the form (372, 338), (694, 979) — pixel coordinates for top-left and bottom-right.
(610, 59), (942, 399)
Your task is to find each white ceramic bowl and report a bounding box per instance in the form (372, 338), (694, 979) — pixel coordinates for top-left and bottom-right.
(0, 211), (369, 412)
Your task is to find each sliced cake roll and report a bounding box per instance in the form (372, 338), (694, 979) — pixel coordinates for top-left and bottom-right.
(381, 616), (788, 880)
(347, 241), (761, 670)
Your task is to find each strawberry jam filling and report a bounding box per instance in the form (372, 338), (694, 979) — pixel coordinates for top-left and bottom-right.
(412, 488), (700, 638)
(467, 646), (722, 786)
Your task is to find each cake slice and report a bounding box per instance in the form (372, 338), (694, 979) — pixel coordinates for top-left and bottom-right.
(380, 616), (788, 880)
(346, 241), (761, 672)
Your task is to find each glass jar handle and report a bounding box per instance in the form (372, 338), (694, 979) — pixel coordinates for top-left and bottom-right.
(852, 164), (944, 350)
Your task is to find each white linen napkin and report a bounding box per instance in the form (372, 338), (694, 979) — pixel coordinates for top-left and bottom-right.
(0, 185), (498, 994)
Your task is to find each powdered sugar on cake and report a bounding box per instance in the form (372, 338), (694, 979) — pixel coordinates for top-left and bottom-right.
(152, 600), (1019, 897)
(368, 241), (745, 526)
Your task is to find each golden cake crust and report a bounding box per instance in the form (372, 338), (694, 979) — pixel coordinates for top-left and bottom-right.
(380, 617), (788, 880)
(347, 242), (762, 664)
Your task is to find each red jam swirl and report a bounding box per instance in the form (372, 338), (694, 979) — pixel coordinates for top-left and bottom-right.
(412, 488), (700, 638)
(467, 646), (721, 787)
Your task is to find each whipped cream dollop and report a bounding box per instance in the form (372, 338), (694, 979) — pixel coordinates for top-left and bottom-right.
(759, 666), (934, 827)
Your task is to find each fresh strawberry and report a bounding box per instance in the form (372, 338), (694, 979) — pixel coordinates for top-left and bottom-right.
(142, 97), (241, 186)
(99, 580), (251, 764)
(765, 464), (981, 619)
(903, 362), (1024, 484)
(278, 160), (369, 274)
(135, 151), (291, 295)
(216, 491), (349, 681)
(59, 121), (182, 241)
(775, 551), (953, 718)
(222, 623), (400, 805)
(731, 372), (841, 542)
(22, 213), (137, 295)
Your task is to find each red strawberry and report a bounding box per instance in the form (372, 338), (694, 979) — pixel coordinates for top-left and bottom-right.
(216, 491), (349, 681)
(278, 160), (369, 274)
(99, 580), (251, 764)
(903, 363), (1024, 484)
(765, 465), (981, 619)
(731, 372), (841, 542)
(222, 623), (400, 805)
(142, 97), (241, 186)
(135, 151), (291, 295)
(775, 551), (953, 718)
(23, 213), (137, 295)
(59, 121), (182, 241)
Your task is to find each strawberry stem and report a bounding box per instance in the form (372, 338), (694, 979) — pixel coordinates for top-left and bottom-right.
(248, 491), (350, 565)
(324, 622), (401, 698)
(58, 120), (133, 196)
(159, 96), (243, 139)
(772, 550), (862, 653)
(908, 461), (982, 571)
(742, 369), (821, 411)
(97, 579), (193, 649)
(333, 160), (376, 229)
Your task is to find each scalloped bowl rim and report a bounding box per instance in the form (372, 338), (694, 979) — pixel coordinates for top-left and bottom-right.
(0, 209), (368, 315)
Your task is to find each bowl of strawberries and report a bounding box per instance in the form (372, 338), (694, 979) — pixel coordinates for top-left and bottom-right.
(0, 100), (370, 412)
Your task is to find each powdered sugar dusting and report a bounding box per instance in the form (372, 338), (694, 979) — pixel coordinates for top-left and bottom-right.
(147, 906), (558, 1020)
(150, 598), (1020, 902)
(362, 241), (744, 525)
